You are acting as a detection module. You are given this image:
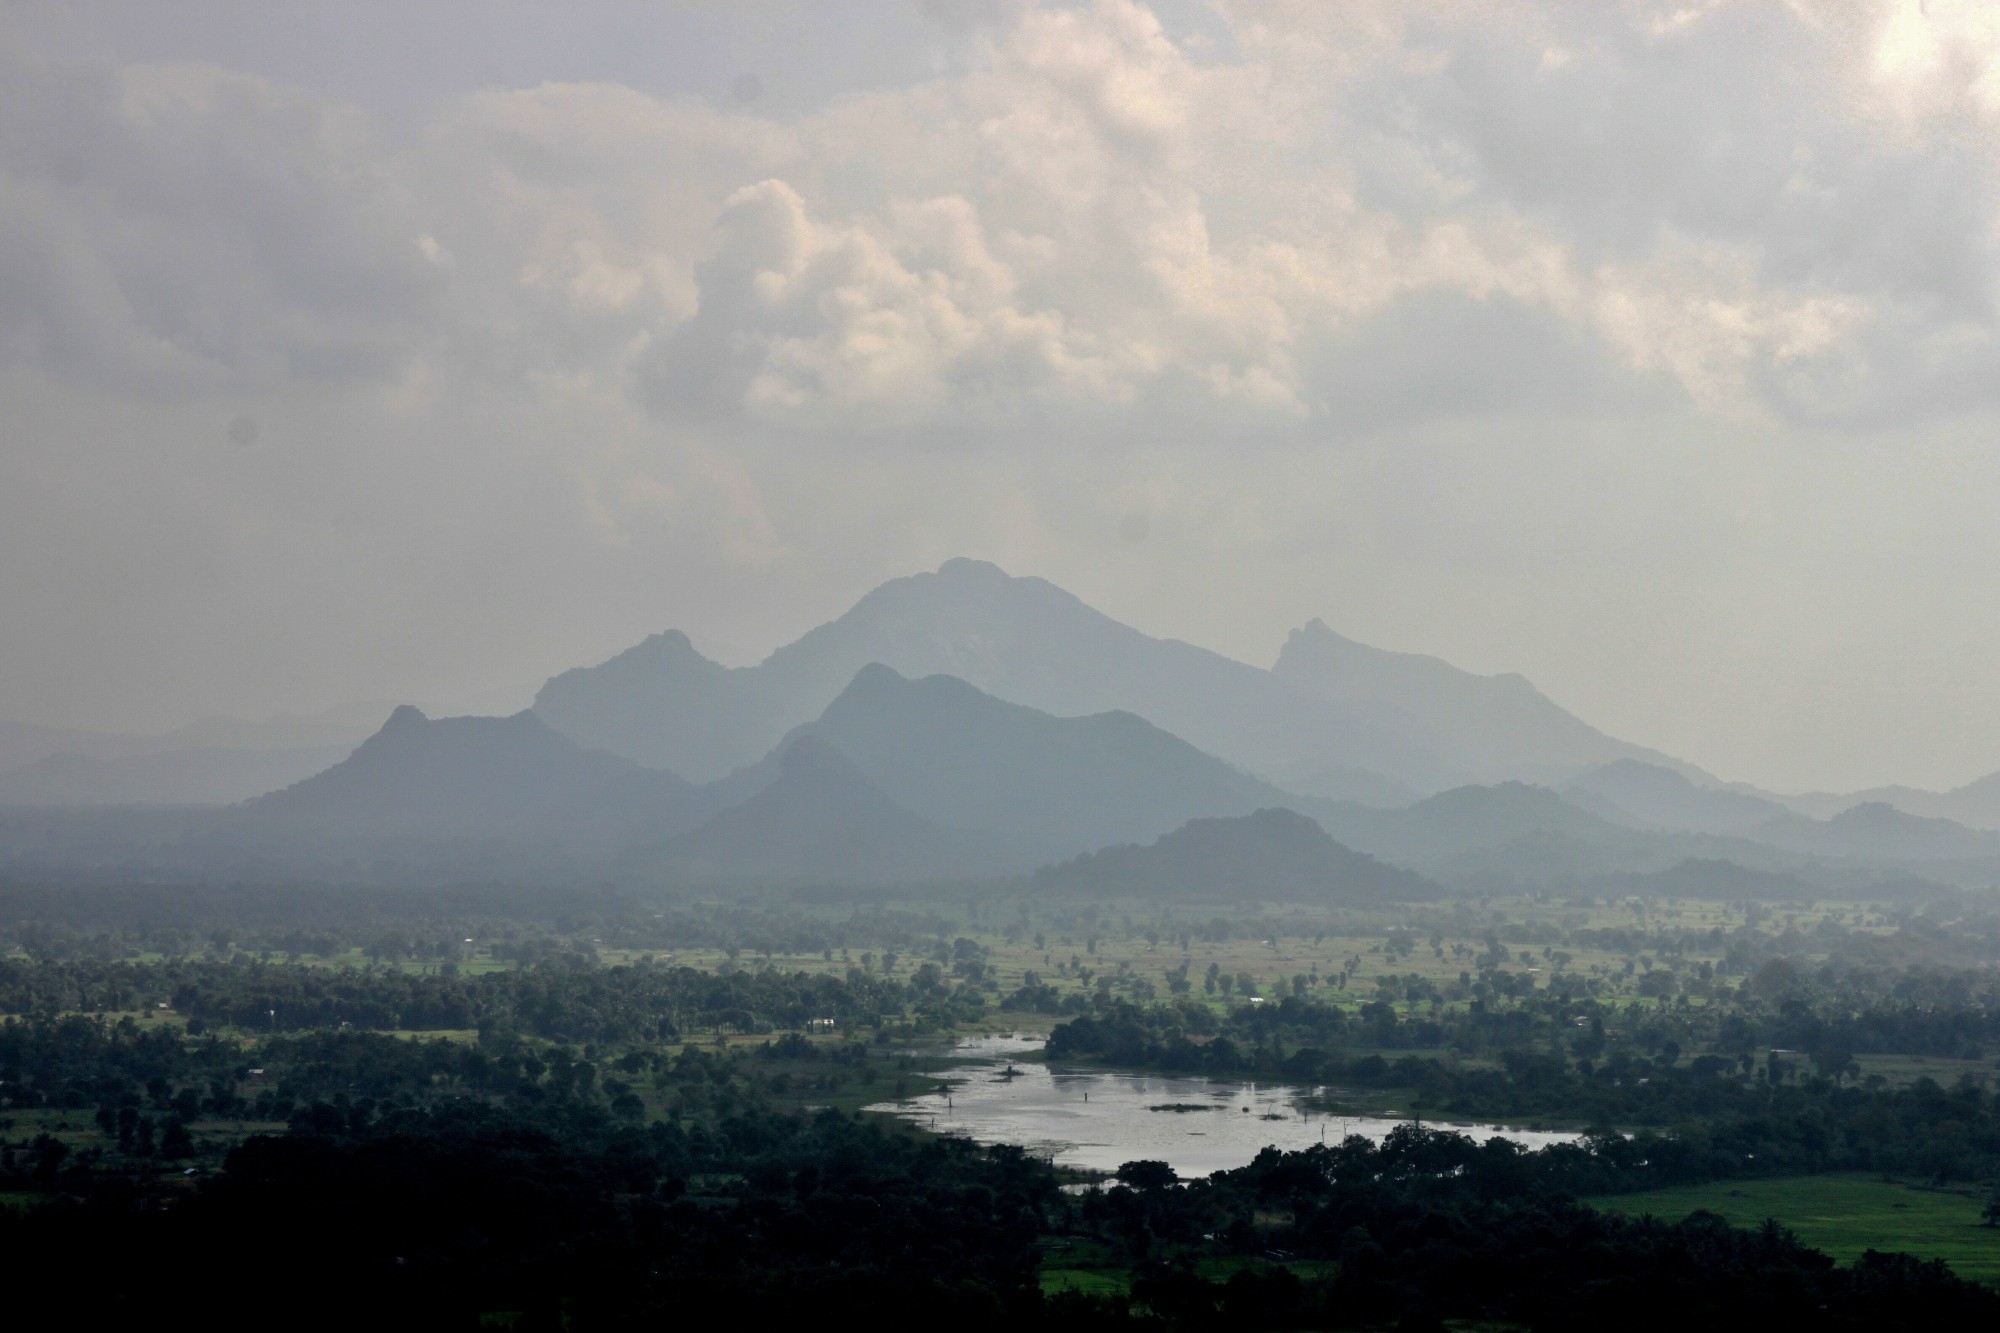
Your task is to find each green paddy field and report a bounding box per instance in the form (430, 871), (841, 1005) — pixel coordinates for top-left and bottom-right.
(1588, 1175), (2000, 1286)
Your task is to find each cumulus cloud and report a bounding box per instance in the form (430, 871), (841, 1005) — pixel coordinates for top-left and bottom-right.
(11, 1), (1994, 425)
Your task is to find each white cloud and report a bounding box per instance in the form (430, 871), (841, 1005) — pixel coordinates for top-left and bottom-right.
(11, 1), (1988, 428)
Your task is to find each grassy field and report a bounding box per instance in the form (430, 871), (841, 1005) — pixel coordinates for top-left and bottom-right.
(1586, 1175), (2000, 1285)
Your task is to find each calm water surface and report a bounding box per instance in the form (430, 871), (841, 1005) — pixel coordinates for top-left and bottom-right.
(868, 1034), (1580, 1178)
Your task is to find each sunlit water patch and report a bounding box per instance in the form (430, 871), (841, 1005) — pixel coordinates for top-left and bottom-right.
(868, 1034), (1580, 1178)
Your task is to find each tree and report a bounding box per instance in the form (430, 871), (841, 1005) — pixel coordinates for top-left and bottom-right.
(1114, 1160), (1177, 1192)
(159, 1119), (195, 1159)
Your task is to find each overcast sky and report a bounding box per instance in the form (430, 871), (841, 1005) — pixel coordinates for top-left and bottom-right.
(5, 0), (2000, 792)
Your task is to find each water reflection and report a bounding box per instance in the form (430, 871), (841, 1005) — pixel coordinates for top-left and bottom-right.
(867, 1034), (1580, 1178)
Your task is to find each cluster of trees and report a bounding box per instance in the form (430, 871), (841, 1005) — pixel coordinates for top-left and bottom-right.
(1050, 980), (2000, 1184)
(1096, 1127), (1997, 1330)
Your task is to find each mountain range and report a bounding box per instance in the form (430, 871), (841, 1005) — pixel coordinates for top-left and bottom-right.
(7, 559), (2000, 898)
(1756, 772), (2000, 832)
(533, 558), (1677, 796)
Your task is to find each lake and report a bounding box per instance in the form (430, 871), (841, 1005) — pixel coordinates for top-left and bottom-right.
(867, 1033), (1582, 1178)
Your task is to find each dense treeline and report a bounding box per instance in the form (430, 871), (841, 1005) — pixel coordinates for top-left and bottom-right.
(0, 953), (997, 1043)
(8, 1102), (1994, 1330)
(1049, 954), (2000, 1068)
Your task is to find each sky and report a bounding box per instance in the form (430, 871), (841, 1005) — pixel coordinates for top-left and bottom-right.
(4, 0), (2000, 793)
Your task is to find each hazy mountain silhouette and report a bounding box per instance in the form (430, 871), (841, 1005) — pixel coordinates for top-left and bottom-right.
(1752, 770), (2000, 832)
(1270, 620), (1678, 786)
(1877, 772), (2000, 831)
(1283, 779), (1741, 887)
(1563, 759), (1791, 834)
(1318, 781), (1631, 862)
(1592, 857), (1820, 901)
(1031, 807), (1438, 903)
(533, 558), (1672, 792)
(713, 664), (1297, 870)
(650, 734), (991, 883)
(1743, 801), (2000, 863)
(243, 706), (703, 846)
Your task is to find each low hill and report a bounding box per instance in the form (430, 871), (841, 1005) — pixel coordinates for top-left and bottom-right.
(1294, 780), (1749, 887)
(1763, 770), (2000, 832)
(1321, 781), (1633, 863)
(1592, 857), (1821, 901)
(1564, 760), (1791, 834)
(1031, 807), (1437, 903)
(1744, 802), (2000, 863)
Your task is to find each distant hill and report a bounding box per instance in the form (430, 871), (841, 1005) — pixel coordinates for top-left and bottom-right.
(1285, 779), (1758, 888)
(648, 735), (992, 883)
(1742, 802), (2000, 863)
(533, 557), (1674, 792)
(1031, 807), (1438, 903)
(1756, 770), (2000, 832)
(1320, 781), (1633, 863)
(243, 706), (703, 847)
(717, 665), (1298, 871)
(1564, 760), (1791, 834)
(1284, 777), (2000, 885)
(1591, 857), (1821, 901)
